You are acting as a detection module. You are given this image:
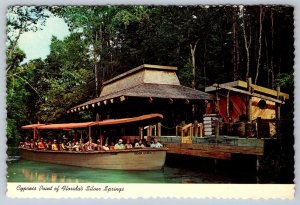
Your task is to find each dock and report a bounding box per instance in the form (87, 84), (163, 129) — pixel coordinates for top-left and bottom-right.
(157, 136), (277, 160)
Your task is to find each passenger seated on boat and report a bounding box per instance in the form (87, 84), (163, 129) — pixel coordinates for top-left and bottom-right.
(102, 143), (109, 151)
(60, 140), (68, 151)
(145, 140), (151, 147)
(46, 140), (52, 150)
(150, 138), (163, 148)
(135, 139), (145, 148)
(125, 139), (133, 149)
(51, 140), (59, 151)
(114, 139), (125, 149)
(79, 138), (85, 151)
(30, 139), (35, 149)
(24, 137), (31, 149)
(72, 142), (80, 151)
(85, 139), (97, 151)
(66, 140), (73, 150)
(38, 138), (46, 149)
(110, 142), (115, 150)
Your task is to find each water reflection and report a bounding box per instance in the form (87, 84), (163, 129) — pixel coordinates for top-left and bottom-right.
(7, 159), (167, 183)
(7, 157), (269, 183)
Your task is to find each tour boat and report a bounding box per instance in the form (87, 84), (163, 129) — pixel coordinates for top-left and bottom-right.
(20, 114), (167, 170)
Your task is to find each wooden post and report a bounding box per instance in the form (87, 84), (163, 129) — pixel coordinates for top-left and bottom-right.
(139, 127), (143, 140)
(226, 91), (230, 118)
(149, 125), (153, 137)
(157, 123), (161, 137)
(33, 127), (36, 149)
(215, 120), (220, 137)
(99, 129), (103, 146)
(257, 117), (262, 139)
(276, 86), (281, 120)
(194, 120), (198, 137)
(199, 123), (203, 138)
(88, 126), (92, 141)
(246, 77), (252, 121)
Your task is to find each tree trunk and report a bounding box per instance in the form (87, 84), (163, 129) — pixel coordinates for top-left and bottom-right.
(242, 8), (251, 81)
(232, 8), (239, 80)
(232, 10), (238, 80)
(94, 32), (99, 97)
(190, 40), (198, 89)
(203, 38), (207, 87)
(255, 6), (264, 84)
(270, 8), (275, 88)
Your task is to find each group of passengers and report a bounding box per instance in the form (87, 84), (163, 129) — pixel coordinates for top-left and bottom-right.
(20, 136), (163, 152)
(102, 138), (163, 151)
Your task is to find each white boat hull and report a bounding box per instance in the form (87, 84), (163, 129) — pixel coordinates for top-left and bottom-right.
(20, 148), (167, 170)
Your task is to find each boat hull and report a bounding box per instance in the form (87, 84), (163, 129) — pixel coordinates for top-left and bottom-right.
(20, 148), (167, 170)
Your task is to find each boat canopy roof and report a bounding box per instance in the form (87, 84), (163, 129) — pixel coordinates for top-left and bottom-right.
(21, 113), (163, 130)
(21, 124), (46, 129)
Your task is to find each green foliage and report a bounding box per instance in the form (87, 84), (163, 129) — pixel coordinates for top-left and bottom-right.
(6, 5), (294, 145)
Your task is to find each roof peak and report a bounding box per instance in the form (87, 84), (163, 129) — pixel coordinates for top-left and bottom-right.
(103, 64), (177, 85)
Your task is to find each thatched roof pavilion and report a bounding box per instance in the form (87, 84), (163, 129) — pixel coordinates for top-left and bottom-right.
(69, 64), (211, 135)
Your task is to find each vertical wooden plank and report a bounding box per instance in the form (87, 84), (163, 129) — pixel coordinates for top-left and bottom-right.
(226, 90), (230, 118)
(247, 77), (252, 121)
(194, 120), (198, 137)
(215, 120), (220, 137)
(33, 127), (36, 149)
(276, 86), (281, 120)
(99, 129), (103, 146)
(88, 126), (92, 141)
(139, 127), (143, 140)
(157, 123), (161, 137)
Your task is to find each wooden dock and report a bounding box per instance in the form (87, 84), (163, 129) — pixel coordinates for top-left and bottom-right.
(157, 136), (276, 160)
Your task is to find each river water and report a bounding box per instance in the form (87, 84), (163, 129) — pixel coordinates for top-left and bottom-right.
(6, 148), (283, 184)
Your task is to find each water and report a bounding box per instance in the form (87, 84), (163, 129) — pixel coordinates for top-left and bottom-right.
(6, 147), (282, 184)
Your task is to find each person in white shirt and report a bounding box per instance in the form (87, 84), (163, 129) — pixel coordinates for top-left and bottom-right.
(114, 139), (125, 149)
(102, 143), (109, 151)
(135, 139), (144, 148)
(150, 138), (163, 148)
(125, 139), (133, 149)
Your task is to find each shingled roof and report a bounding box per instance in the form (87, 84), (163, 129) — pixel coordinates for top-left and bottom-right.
(69, 64), (211, 113)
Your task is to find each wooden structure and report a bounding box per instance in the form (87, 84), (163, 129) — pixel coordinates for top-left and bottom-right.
(157, 136), (273, 160)
(204, 78), (289, 138)
(21, 114), (167, 170)
(205, 78), (289, 122)
(69, 64), (211, 136)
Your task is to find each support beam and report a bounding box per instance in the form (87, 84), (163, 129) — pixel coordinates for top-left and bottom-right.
(247, 77), (252, 121)
(276, 86), (281, 120)
(139, 127), (143, 140)
(212, 82), (284, 104)
(157, 123), (161, 137)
